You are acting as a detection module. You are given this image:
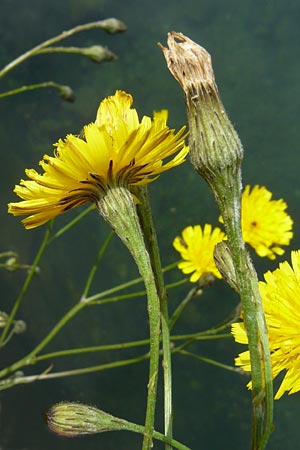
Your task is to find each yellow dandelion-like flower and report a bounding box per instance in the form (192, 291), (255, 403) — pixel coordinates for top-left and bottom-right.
(8, 90), (188, 229)
(232, 250), (300, 399)
(173, 224), (226, 282)
(241, 185), (293, 259)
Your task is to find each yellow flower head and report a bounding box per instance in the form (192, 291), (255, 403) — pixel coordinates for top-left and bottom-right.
(8, 90), (188, 229)
(173, 224), (225, 282)
(241, 185), (293, 259)
(232, 250), (300, 399)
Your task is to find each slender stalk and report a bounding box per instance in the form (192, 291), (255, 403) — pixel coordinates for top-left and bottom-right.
(97, 187), (161, 450)
(35, 331), (233, 364)
(131, 424), (191, 450)
(35, 45), (116, 63)
(135, 186), (173, 450)
(214, 179), (273, 448)
(81, 230), (114, 298)
(48, 205), (94, 244)
(0, 82), (72, 99)
(169, 286), (199, 331)
(0, 230), (113, 379)
(35, 339), (150, 362)
(89, 291), (147, 306)
(0, 223), (52, 347)
(82, 276), (144, 303)
(83, 274), (186, 304)
(177, 349), (241, 373)
(0, 353), (149, 391)
(0, 19), (126, 80)
(0, 301), (85, 380)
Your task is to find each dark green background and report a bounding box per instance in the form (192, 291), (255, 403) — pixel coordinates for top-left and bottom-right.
(1, 0), (300, 449)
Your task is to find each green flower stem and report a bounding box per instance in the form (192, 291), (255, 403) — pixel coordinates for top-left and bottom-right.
(0, 290), (232, 380)
(177, 349), (240, 373)
(0, 223), (52, 348)
(127, 423), (191, 450)
(160, 33), (273, 449)
(0, 251), (18, 259)
(213, 178), (273, 448)
(35, 339), (151, 362)
(0, 82), (70, 99)
(169, 285), (200, 331)
(83, 276), (143, 303)
(0, 353), (150, 391)
(81, 261), (181, 304)
(0, 301), (86, 380)
(0, 230), (113, 379)
(35, 45), (116, 63)
(83, 276), (186, 304)
(0, 273), (232, 383)
(89, 290), (147, 305)
(0, 18), (126, 80)
(35, 332), (232, 364)
(0, 263), (34, 271)
(97, 187), (161, 450)
(0, 205), (95, 349)
(81, 230), (114, 298)
(135, 186), (173, 450)
(174, 332), (232, 346)
(48, 205), (94, 244)
(0, 288), (145, 380)
(0, 331), (236, 391)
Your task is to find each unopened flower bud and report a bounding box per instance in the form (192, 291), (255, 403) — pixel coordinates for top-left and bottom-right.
(82, 45), (117, 63)
(214, 241), (238, 291)
(159, 32), (243, 189)
(0, 311), (8, 328)
(57, 85), (75, 102)
(13, 320), (26, 334)
(47, 402), (128, 437)
(5, 256), (18, 271)
(100, 18), (127, 34)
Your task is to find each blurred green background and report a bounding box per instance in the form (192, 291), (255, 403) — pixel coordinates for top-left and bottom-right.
(1, 0), (300, 449)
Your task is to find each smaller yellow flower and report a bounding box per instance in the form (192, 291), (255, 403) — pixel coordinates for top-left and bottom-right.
(241, 185), (293, 259)
(232, 250), (300, 399)
(173, 224), (225, 282)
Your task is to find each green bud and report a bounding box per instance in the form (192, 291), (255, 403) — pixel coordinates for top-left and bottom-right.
(47, 402), (128, 437)
(57, 85), (75, 102)
(214, 241), (238, 291)
(13, 320), (26, 334)
(82, 45), (117, 63)
(4, 256), (18, 271)
(100, 18), (127, 34)
(0, 311), (8, 328)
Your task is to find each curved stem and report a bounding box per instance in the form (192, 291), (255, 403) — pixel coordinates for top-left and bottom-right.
(0, 82), (70, 99)
(97, 187), (161, 450)
(0, 19), (126, 80)
(0, 223), (52, 347)
(0, 230), (113, 379)
(135, 186), (173, 450)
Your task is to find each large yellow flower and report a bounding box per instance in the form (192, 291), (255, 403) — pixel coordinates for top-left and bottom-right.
(232, 250), (300, 399)
(8, 90), (188, 229)
(241, 185), (293, 259)
(173, 224), (225, 282)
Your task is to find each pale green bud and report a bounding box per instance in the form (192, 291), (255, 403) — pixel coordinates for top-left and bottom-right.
(57, 85), (75, 102)
(82, 45), (117, 63)
(0, 311), (8, 328)
(47, 402), (128, 437)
